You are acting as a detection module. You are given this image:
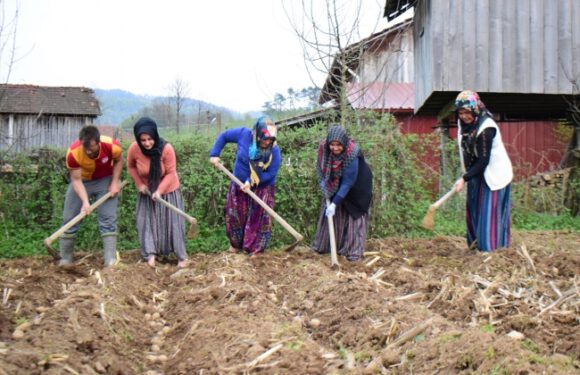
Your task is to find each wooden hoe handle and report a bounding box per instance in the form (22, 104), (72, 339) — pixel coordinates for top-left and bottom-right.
(151, 194), (197, 224)
(326, 199), (340, 267)
(430, 188), (456, 210)
(43, 180), (129, 249)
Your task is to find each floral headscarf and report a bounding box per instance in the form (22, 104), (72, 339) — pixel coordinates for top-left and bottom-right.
(454, 91), (493, 172)
(454, 90), (489, 116)
(133, 117), (166, 193)
(317, 125), (360, 199)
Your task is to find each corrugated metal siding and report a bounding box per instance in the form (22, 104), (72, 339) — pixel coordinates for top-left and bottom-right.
(395, 114), (441, 188)
(347, 82), (414, 110)
(448, 120), (567, 179)
(500, 121), (567, 178)
(414, 0), (580, 112)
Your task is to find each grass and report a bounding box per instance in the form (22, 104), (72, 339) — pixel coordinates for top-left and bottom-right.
(480, 324), (495, 334)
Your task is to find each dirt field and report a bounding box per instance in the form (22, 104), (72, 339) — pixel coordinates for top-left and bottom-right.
(0, 231), (578, 374)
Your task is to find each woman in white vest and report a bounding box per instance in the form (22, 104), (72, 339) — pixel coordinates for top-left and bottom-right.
(453, 90), (513, 251)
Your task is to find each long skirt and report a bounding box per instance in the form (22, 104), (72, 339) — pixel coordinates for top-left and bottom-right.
(225, 182), (275, 255)
(135, 189), (187, 261)
(312, 199), (368, 261)
(466, 176), (511, 252)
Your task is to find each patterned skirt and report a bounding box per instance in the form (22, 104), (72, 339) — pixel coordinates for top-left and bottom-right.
(135, 189), (187, 261)
(466, 176), (511, 252)
(312, 199), (368, 261)
(225, 182), (275, 255)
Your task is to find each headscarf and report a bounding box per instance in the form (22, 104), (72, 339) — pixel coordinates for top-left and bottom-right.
(317, 125), (361, 199)
(133, 117), (166, 193)
(454, 90), (493, 172)
(249, 115), (277, 186)
(454, 90), (492, 118)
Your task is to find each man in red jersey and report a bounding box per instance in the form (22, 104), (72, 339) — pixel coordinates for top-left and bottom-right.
(59, 125), (123, 267)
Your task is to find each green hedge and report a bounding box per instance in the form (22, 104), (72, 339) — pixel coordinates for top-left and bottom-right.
(0, 113), (577, 258)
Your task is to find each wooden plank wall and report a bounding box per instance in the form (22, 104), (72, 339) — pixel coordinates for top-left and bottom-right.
(415, 0), (580, 110)
(359, 29), (414, 84)
(0, 115), (89, 153)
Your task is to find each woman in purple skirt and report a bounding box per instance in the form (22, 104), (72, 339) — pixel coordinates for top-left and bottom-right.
(209, 116), (281, 256)
(453, 90), (513, 252)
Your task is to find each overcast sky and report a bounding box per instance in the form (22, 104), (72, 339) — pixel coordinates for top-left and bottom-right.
(4, 0), (386, 113)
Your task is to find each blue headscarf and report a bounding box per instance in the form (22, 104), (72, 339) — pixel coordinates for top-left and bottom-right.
(248, 115), (276, 186)
(249, 115), (276, 160)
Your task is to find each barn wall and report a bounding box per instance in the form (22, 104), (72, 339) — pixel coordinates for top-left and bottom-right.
(414, 0), (580, 111)
(358, 27), (414, 84)
(0, 114), (93, 153)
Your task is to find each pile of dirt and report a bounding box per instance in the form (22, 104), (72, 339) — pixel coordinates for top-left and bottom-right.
(0, 231), (578, 374)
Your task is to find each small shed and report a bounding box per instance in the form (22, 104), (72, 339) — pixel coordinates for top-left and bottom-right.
(0, 84), (101, 153)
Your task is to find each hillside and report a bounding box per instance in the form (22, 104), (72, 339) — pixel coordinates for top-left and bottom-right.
(94, 88), (241, 125)
(0, 231), (578, 374)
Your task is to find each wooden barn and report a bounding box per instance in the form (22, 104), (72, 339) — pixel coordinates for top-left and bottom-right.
(383, 0), (579, 179)
(294, 0), (579, 183)
(0, 84), (101, 153)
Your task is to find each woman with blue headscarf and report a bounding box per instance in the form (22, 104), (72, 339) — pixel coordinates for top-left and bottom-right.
(453, 90), (513, 251)
(209, 116), (281, 256)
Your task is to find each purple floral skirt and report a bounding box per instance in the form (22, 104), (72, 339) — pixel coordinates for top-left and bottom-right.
(225, 182), (275, 255)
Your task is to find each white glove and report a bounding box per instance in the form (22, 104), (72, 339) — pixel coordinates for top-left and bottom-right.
(325, 202), (336, 217)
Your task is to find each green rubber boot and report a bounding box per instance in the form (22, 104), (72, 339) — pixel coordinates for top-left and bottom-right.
(102, 234), (118, 267)
(58, 236), (75, 266)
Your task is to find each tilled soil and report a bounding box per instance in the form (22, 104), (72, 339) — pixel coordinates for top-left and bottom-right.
(0, 231), (578, 374)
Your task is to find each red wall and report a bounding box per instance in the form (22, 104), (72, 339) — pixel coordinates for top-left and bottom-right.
(497, 120), (568, 178)
(394, 114), (568, 181)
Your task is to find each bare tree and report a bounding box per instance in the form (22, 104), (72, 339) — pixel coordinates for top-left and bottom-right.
(0, 0), (19, 84)
(282, 0), (412, 123)
(560, 70), (580, 216)
(0, 0), (20, 153)
(167, 77), (190, 134)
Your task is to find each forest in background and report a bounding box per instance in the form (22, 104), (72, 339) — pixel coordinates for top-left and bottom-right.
(94, 86), (321, 129)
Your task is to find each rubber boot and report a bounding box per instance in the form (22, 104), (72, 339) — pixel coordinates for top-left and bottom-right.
(58, 236), (75, 266)
(102, 234), (118, 267)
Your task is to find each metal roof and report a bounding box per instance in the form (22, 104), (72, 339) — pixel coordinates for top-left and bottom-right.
(276, 107), (340, 128)
(418, 91), (576, 119)
(347, 82), (414, 111)
(0, 84), (101, 116)
(384, 0), (417, 21)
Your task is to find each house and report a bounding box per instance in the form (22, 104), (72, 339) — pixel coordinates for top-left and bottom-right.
(290, 0), (577, 181)
(383, 0), (579, 178)
(0, 84), (101, 153)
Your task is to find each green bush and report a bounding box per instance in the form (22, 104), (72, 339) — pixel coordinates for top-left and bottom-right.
(0, 112), (578, 258)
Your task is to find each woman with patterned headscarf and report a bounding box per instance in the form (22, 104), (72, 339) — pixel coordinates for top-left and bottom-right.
(453, 90), (513, 251)
(127, 117), (188, 268)
(312, 125), (373, 261)
(209, 116), (281, 256)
